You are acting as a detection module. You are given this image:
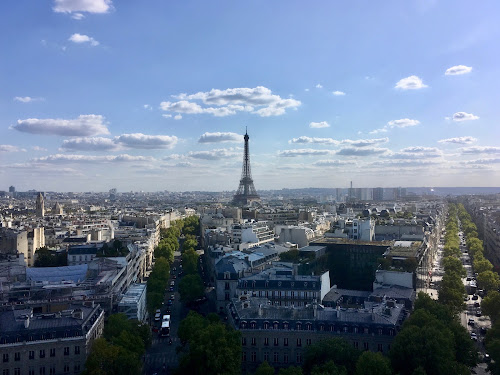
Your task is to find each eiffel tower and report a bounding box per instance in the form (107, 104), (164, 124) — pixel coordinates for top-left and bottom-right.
(233, 129), (260, 206)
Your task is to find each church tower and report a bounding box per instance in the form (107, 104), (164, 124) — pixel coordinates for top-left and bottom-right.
(35, 192), (45, 217)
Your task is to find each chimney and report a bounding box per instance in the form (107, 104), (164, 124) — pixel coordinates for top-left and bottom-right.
(24, 316), (30, 329)
(258, 304), (263, 317)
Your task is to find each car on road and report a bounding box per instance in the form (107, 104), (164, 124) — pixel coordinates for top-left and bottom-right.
(476, 310), (482, 317)
(169, 286), (174, 292)
(167, 300), (172, 306)
(472, 295), (479, 300)
(484, 353), (491, 363)
(173, 267), (177, 271)
(480, 327), (488, 335)
(170, 281), (175, 286)
(170, 294), (175, 300)
(470, 333), (478, 341)
(154, 309), (162, 321)
(474, 302), (480, 308)
(172, 275), (176, 279)
(468, 319), (475, 326)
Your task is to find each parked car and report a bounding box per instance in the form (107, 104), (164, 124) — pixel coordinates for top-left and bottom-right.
(470, 333), (478, 341)
(468, 319), (475, 326)
(476, 310), (482, 317)
(472, 295), (479, 300)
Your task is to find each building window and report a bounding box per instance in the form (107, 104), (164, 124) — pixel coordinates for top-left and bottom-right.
(283, 322), (289, 329)
(64, 364), (70, 374)
(14, 369), (20, 375)
(73, 364), (80, 373)
(296, 353), (302, 363)
(3, 370), (9, 375)
(251, 352), (257, 362)
(50, 348), (56, 357)
(264, 338), (269, 346)
(364, 342), (369, 350)
(274, 338), (279, 346)
(284, 353), (289, 364)
(39, 350), (45, 358)
(378, 344), (383, 352)
(3, 354), (9, 363)
(284, 338), (288, 346)
(225, 292), (230, 301)
(29, 369), (34, 375)
(225, 282), (230, 290)
(378, 328), (383, 335)
(306, 323), (312, 331)
(64, 347), (69, 356)
(306, 339), (312, 346)
(242, 338), (246, 346)
(39, 368), (45, 375)
(263, 321), (269, 329)
(273, 322), (279, 329)
(264, 352), (269, 362)
(251, 337), (256, 346)
(296, 323), (302, 330)
(74, 346), (80, 355)
(297, 338), (302, 347)
(242, 352), (246, 362)
(29, 351), (35, 360)
(274, 352), (279, 363)
(14, 352), (20, 361)
(49, 367), (56, 375)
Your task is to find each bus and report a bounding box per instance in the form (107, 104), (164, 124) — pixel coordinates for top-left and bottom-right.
(160, 320), (170, 337)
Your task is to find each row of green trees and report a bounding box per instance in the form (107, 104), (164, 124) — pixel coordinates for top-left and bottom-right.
(457, 204), (500, 374)
(438, 204), (466, 314)
(179, 220), (203, 303)
(457, 204), (500, 292)
(82, 313), (152, 375)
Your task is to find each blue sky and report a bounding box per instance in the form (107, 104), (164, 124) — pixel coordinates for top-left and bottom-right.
(1, 0), (499, 192)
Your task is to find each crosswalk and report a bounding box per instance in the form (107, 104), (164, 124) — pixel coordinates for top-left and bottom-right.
(152, 336), (179, 346)
(144, 351), (178, 373)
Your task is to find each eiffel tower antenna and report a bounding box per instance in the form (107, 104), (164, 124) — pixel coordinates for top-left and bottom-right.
(233, 128), (260, 206)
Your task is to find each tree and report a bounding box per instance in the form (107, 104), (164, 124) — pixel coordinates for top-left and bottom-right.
(474, 257), (494, 274)
(438, 272), (465, 313)
(278, 366), (303, 375)
(442, 257), (466, 278)
(477, 271), (500, 292)
(177, 314), (241, 375)
(182, 248), (199, 275)
(280, 249), (301, 263)
(355, 351), (391, 375)
(310, 360), (347, 375)
(485, 322), (500, 375)
(303, 338), (360, 375)
(183, 238), (198, 252)
(34, 247), (67, 267)
(82, 338), (142, 375)
(254, 361), (274, 375)
(482, 291), (500, 324)
(179, 273), (204, 304)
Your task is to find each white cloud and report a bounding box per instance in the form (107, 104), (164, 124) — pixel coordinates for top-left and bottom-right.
(387, 118), (420, 128)
(371, 119), (419, 134)
(115, 133), (178, 149)
(32, 146), (48, 151)
(400, 146), (440, 153)
(313, 160), (355, 167)
(445, 65), (472, 76)
(332, 91), (346, 96)
(309, 121), (330, 129)
(174, 115), (182, 120)
(452, 112), (479, 122)
(198, 132), (242, 143)
(305, 88), (310, 92)
(371, 159), (439, 167)
(395, 75), (428, 90)
(60, 137), (119, 151)
(33, 154), (152, 163)
(336, 147), (389, 156)
(289, 136), (339, 145)
(71, 12), (85, 19)
(278, 149), (334, 157)
(12, 115), (110, 137)
(463, 158), (500, 165)
(162, 114), (172, 118)
(53, 0), (112, 14)
(438, 136), (477, 144)
(461, 146), (500, 155)
(316, 84), (323, 89)
(69, 33), (99, 46)
(14, 96), (43, 103)
(174, 162), (194, 168)
(385, 147), (443, 159)
(163, 86), (300, 118)
(143, 104), (152, 110)
(0, 145), (26, 152)
(341, 138), (389, 147)
(188, 148), (239, 160)
(163, 154), (184, 161)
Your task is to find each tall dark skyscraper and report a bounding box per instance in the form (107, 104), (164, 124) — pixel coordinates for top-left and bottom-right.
(233, 130), (260, 206)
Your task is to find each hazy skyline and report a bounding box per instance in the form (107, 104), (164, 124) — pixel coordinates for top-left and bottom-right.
(1, 0), (500, 192)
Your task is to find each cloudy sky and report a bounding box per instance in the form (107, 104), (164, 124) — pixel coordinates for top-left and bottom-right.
(1, 0), (499, 192)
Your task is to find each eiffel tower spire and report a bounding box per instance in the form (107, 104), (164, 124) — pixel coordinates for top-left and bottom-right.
(233, 129), (260, 206)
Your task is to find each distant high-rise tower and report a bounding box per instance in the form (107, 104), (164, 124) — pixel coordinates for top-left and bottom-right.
(233, 130), (260, 206)
(35, 192), (45, 217)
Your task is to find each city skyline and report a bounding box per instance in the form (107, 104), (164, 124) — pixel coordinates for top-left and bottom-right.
(1, 0), (500, 192)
